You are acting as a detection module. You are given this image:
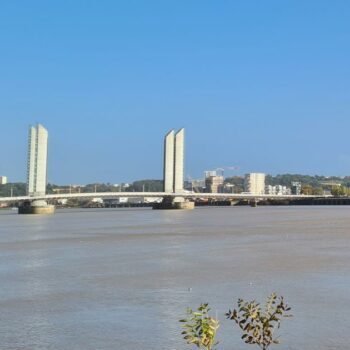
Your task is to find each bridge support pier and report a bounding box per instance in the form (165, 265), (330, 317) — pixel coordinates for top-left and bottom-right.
(18, 200), (55, 214)
(152, 196), (195, 210)
(249, 200), (258, 208)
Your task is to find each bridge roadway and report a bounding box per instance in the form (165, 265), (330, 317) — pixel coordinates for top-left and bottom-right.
(0, 192), (329, 203)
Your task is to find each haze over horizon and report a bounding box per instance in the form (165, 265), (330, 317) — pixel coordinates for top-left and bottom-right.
(1, 1), (350, 184)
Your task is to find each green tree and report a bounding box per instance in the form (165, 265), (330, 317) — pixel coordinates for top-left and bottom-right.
(131, 179), (163, 192)
(226, 293), (292, 350)
(312, 187), (324, 195)
(0, 183), (26, 197)
(301, 184), (313, 195)
(331, 186), (347, 197)
(180, 303), (220, 350)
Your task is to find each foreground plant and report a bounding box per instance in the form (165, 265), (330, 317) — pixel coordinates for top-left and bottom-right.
(180, 303), (220, 350)
(226, 293), (292, 350)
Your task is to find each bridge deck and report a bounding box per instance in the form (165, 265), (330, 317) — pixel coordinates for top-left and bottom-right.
(0, 192), (330, 203)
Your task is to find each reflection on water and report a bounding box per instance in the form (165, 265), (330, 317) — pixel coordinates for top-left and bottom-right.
(0, 206), (350, 349)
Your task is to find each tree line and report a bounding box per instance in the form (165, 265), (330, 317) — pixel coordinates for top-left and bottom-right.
(1, 174), (350, 197)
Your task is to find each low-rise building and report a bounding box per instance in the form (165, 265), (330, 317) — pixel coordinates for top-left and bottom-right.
(185, 179), (206, 192)
(205, 175), (224, 193)
(291, 182), (302, 195)
(265, 185), (291, 195)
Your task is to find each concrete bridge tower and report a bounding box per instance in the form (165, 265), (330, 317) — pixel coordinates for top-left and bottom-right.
(174, 128), (185, 193)
(158, 128), (193, 209)
(27, 124), (48, 197)
(19, 123), (54, 214)
(163, 128), (185, 193)
(163, 130), (175, 193)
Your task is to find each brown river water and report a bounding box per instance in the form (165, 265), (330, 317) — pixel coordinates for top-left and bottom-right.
(0, 206), (349, 350)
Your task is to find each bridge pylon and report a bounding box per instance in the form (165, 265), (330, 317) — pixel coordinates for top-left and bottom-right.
(18, 124), (55, 214)
(154, 129), (194, 210)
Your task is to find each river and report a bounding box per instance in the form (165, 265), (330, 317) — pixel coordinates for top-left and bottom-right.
(0, 206), (349, 349)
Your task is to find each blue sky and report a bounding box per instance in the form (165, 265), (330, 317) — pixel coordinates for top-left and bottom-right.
(1, 1), (349, 184)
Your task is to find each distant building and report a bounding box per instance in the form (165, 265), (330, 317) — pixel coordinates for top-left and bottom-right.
(223, 183), (235, 193)
(185, 179), (205, 192)
(265, 185), (291, 195)
(244, 173), (266, 195)
(204, 170), (217, 178)
(205, 171), (224, 193)
(0, 176), (7, 185)
(27, 124), (48, 196)
(291, 182), (302, 195)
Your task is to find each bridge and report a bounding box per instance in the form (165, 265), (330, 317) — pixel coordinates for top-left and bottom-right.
(1, 124), (330, 213)
(0, 191), (326, 204)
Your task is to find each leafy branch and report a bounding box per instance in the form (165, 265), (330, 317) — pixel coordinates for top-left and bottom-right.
(179, 303), (220, 350)
(226, 293), (292, 350)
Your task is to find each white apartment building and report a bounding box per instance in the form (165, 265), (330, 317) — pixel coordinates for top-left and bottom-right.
(265, 185), (291, 195)
(244, 173), (266, 195)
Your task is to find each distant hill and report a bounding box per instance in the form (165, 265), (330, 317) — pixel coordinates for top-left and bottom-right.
(1, 175), (349, 197)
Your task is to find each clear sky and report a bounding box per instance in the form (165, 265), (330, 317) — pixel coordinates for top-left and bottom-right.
(1, 1), (349, 184)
